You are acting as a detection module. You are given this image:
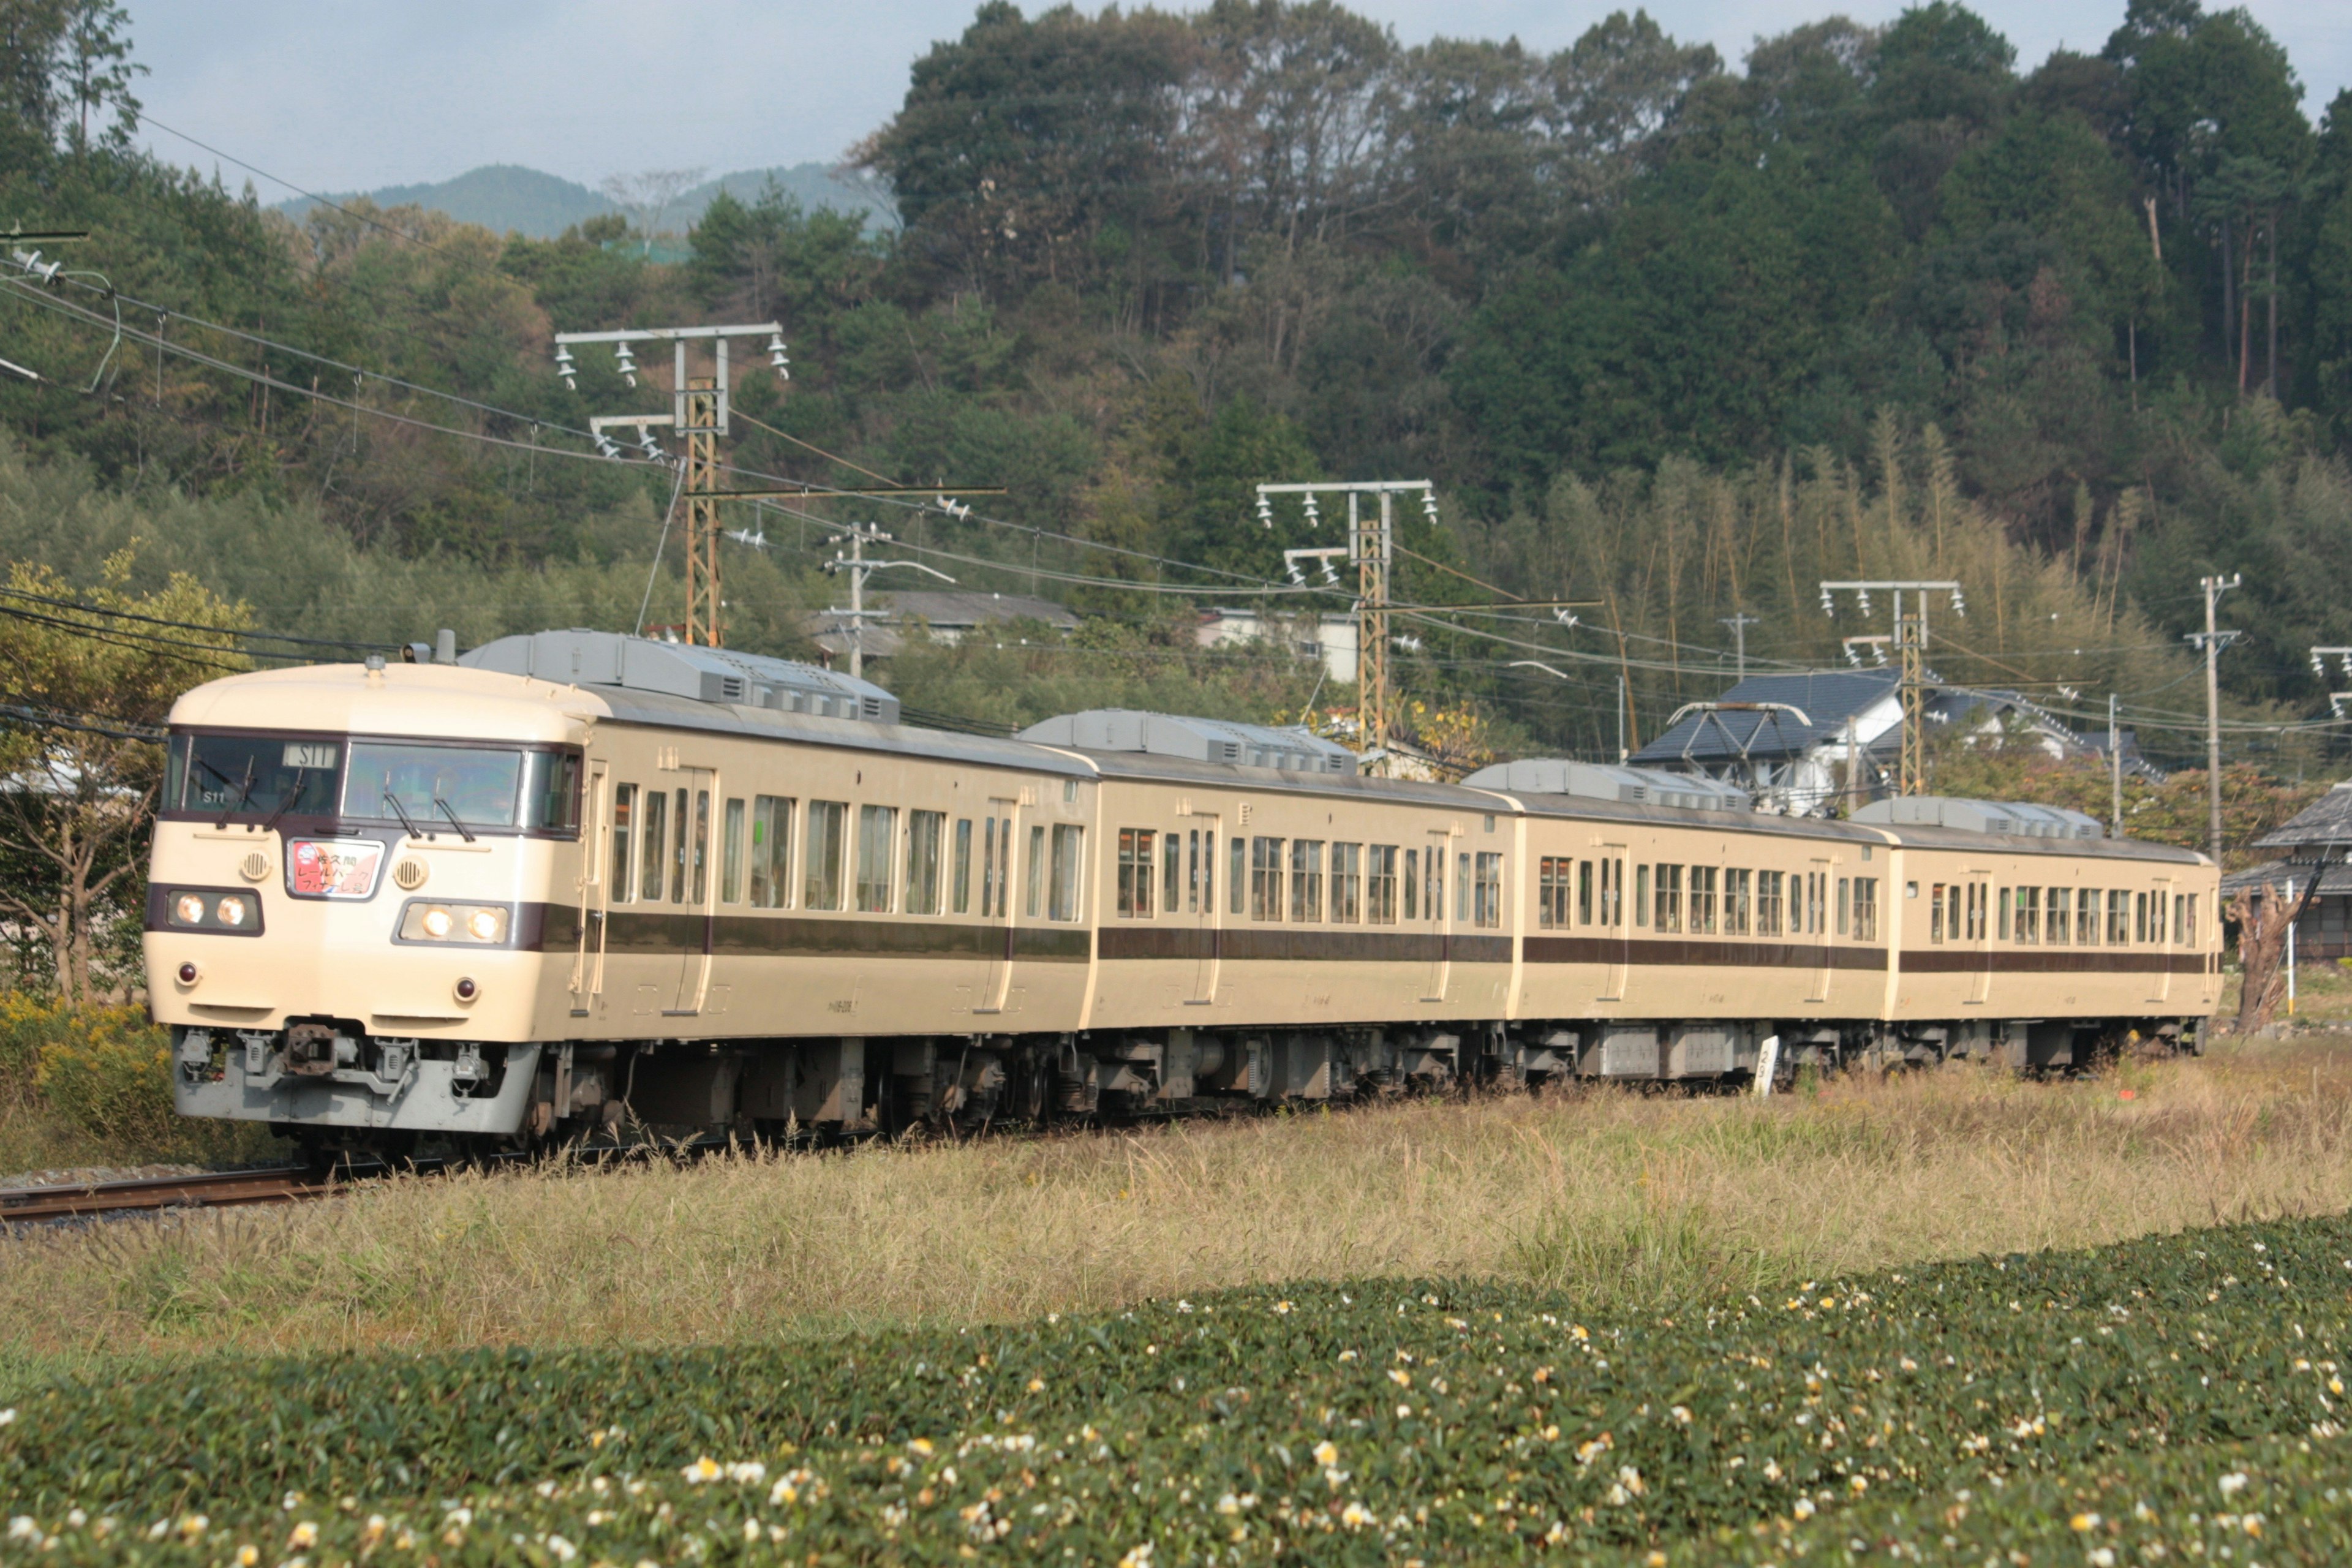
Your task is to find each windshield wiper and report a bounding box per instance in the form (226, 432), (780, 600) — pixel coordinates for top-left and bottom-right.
(381, 790), (426, 842)
(260, 768), (308, 835)
(217, 757), (257, 826)
(433, 796), (478, 844)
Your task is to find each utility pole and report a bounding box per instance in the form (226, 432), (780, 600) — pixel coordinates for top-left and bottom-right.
(556, 322), (786, 647)
(822, 522), (956, 680)
(2185, 573), (2242, 861)
(2108, 693), (2122, 837)
(1255, 478), (1433, 769)
(2309, 646), (2352, 723)
(1819, 580), (1964, 796)
(1719, 612), (1760, 680)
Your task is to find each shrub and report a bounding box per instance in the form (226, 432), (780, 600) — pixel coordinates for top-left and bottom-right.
(15, 995), (178, 1147)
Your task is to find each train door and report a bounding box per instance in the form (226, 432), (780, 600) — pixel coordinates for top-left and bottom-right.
(2150, 878), (2175, 1003)
(974, 795), (1020, 1014)
(1187, 813), (1221, 1006)
(1967, 872), (1994, 1006)
(1597, 843), (1629, 1001)
(1806, 861), (1833, 1003)
(1422, 825), (1455, 1003)
(569, 760), (610, 1018)
(665, 769), (716, 1017)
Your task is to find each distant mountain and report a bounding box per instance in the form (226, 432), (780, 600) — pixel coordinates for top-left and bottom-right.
(276, 162), (895, 239)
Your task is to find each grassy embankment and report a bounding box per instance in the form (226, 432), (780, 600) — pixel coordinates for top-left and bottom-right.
(4, 1035), (2350, 1383)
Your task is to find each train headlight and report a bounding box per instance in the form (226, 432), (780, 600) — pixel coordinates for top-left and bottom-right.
(175, 894), (206, 925)
(164, 889), (260, 933)
(215, 896), (247, 927)
(399, 900), (513, 946)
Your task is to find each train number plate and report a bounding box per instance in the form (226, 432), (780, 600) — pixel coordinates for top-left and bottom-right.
(287, 838), (385, 899)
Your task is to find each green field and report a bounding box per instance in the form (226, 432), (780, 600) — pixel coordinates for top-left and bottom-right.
(7, 1207), (2352, 1564)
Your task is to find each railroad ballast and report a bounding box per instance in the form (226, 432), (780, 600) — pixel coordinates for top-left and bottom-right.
(146, 630), (2220, 1154)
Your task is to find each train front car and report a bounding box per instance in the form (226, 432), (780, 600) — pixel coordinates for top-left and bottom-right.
(147, 657), (595, 1155)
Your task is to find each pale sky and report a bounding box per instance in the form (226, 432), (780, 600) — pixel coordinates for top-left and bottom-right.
(132, 0), (2350, 197)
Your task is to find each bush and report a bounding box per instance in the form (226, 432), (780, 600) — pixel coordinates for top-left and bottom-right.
(25, 998), (177, 1147)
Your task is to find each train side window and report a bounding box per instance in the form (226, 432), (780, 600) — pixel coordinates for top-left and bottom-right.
(1291, 839), (1325, 923)
(1996, 886), (2009, 940)
(907, 810), (946, 915)
(2134, 891), (2149, 943)
(1455, 852), (1471, 924)
(668, 788), (692, 904)
(855, 805), (897, 913)
(2043, 887), (2066, 946)
(1725, 868), (1751, 935)
(1653, 864), (1683, 933)
(1250, 837), (1283, 920)
(2171, 892), (2185, 944)
(611, 783), (638, 902)
(1164, 832), (1182, 914)
(2184, 894), (2198, 946)
(1635, 864), (1650, 927)
(1202, 830), (1216, 911)
(1969, 883), (1987, 941)
(752, 796), (794, 908)
(1117, 829), (1156, 917)
(1852, 876), (1877, 941)
(640, 789), (668, 901)
(1928, 884), (1946, 943)
(2077, 888), (2100, 946)
(1577, 859), (1593, 926)
(1048, 824), (1084, 921)
(1230, 833), (1246, 916)
(2108, 889), (2130, 946)
(721, 798), (746, 904)
(1474, 853), (1503, 929)
(1757, 870), (1783, 937)
(1186, 830), (1199, 913)
(1835, 876), (1849, 936)
(1428, 850), (1446, 923)
(1601, 858), (1623, 927)
(952, 818), (973, 914)
(1403, 849), (1419, 920)
(1331, 843), (1361, 922)
(1368, 844), (1397, 924)
(804, 801), (847, 911)
(2011, 886), (2036, 944)
(1026, 825), (1046, 918)
(1689, 866), (1716, 935)
(1538, 857), (1567, 929)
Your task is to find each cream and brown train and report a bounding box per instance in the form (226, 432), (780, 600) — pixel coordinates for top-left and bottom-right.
(146, 630), (2220, 1153)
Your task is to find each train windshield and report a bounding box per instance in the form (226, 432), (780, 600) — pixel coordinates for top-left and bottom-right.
(169, 731), (579, 834)
(177, 733), (342, 819)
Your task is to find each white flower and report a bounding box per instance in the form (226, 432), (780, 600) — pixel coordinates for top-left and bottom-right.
(2219, 1473), (2249, 1498)
(1118, 1544), (1155, 1568)
(1793, 1498), (1816, 1520)
(1340, 1502), (1375, 1529)
(547, 1535), (578, 1562)
(7, 1518), (35, 1542)
(681, 1457), (723, 1483)
(288, 1521), (319, 1548)
(726, 1461), (767, 1484)
(2089, 1550), (2116, 1567)
(1313, 1440), (1340, 1467)
(0, 1409), (15, 1427)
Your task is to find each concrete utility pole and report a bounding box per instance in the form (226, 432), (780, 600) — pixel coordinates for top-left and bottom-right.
(823, 523), (955, 680)
(2109, 693), (2123, 837)
(2185, 573), (2242, 861)
(1819, 580), (1964, 796)
(1254, 478), (1433, 769)
(1719, 612), (1760, 679)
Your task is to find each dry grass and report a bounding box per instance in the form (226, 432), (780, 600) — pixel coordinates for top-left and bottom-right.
(6, 1036), (2352, 1383)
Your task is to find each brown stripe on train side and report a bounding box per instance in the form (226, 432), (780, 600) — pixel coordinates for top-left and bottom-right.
(1523, 935), (1889, 971)
(530, 905), (1089, 962)
(1095, 926), (1510, 964)
(1901, 949), (2212, 975)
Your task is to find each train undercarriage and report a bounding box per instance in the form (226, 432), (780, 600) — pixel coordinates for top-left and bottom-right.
(172, 1012), (2202, 1161)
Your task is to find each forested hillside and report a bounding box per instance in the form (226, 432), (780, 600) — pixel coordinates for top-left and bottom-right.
(1, 0), (2348, 771)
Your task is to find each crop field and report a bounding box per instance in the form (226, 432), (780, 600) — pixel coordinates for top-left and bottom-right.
(7, 1202), (2352, 1562)
(6, 1039), (2352, 1562)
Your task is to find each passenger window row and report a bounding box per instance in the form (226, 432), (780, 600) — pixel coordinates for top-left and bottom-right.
(1995, 886), (2197, 946)
(609, 783), (1084, 921)
(1536, 859), (1879, 942)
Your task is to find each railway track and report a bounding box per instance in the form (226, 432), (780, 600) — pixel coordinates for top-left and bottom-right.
(0, 1162), (379, 1223)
